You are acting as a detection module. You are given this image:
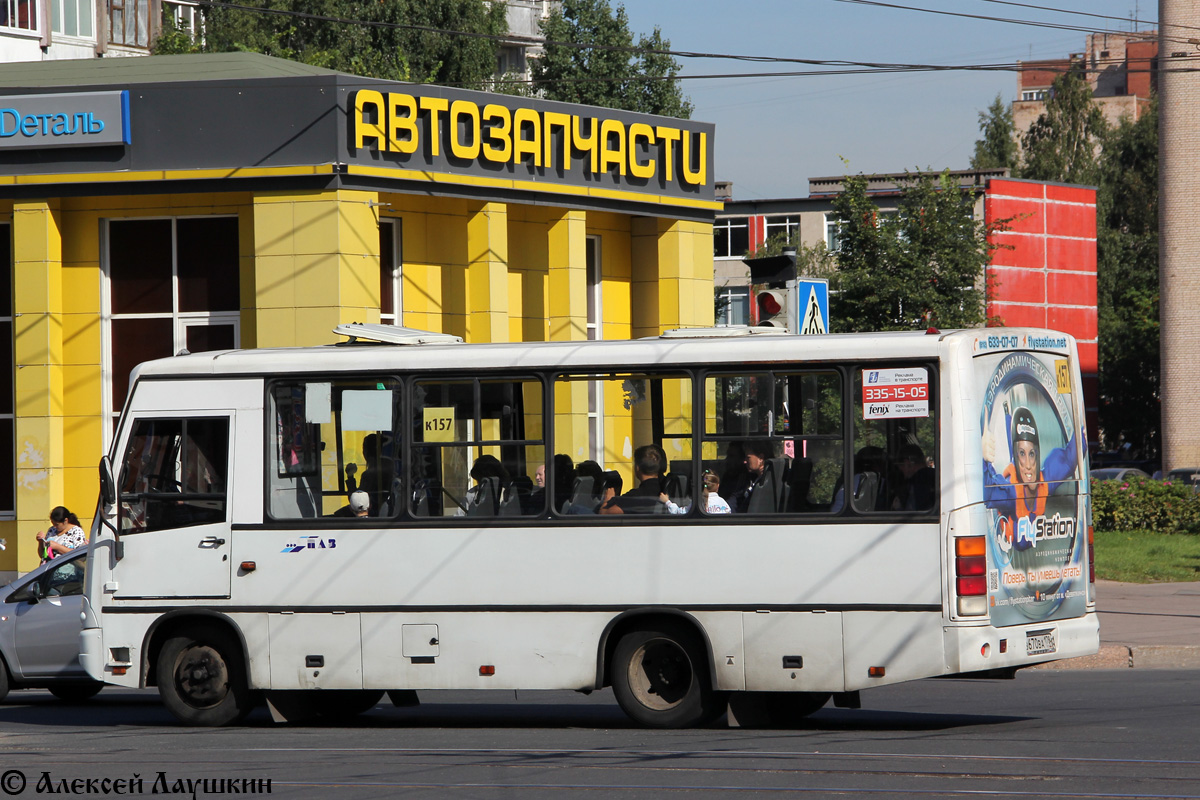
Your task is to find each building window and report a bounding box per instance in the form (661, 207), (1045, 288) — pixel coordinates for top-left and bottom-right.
(379, 219), (402, 325)
(1021, 89), (1048, 101)
(109, 0), (150, 47)
(716, 285), (750, 326)
(824, 215), (844, 252)
(51, 0), (92, 37)
(764, 215), (799, 245)
(104, 217), (240, 425)
(0, 224), (13, 519)
(1, 0), (38, 31)
(713, 217), (750, 258)
(162, 0), (199, 42)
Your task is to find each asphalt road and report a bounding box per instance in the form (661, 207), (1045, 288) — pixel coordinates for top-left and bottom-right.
(1, 671), (1198, 798)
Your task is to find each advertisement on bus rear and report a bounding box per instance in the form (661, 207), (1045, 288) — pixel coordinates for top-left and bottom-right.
(975, 343), (1087, 627)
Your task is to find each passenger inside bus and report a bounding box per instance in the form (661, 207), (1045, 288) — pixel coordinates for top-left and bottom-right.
(730, 440), (780, 513)
(330, 491), (371, 518)
(345, 433), (396, 516)
(600, 446), (664, 514)
(890, 443), (936, 511)
(719, 442), (751, 505)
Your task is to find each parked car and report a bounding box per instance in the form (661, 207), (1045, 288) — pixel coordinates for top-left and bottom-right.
(0, 545), (103, 702)
(1090, 467), (1152, 482)
(1165, 468), (1200, 492)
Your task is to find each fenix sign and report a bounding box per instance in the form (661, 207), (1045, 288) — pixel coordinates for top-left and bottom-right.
(349, 88), (714, 201)
(0, 91), (131, 150)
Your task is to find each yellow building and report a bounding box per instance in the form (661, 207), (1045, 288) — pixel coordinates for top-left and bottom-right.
(0, 53), (718, 579)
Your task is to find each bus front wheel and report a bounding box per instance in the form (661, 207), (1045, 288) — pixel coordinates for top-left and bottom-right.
(611, 623), (721, 728)
(157, 627), (251, 726)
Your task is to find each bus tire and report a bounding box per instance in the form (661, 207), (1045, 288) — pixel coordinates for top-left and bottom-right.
(311, 690), (385, 721)
(157, 626), (251, 727)
(611, 622), (719, 728)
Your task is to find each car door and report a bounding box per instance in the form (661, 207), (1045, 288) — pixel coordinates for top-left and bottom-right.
(10, 553), (89, 678)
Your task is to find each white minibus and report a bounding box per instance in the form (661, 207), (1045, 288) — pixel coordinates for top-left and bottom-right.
(82, 325), (1099, 726)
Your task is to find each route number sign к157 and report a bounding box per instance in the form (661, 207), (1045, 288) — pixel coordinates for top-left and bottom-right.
(862, 367), (930, 419)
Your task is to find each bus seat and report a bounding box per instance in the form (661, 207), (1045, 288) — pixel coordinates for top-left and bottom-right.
(563, 475), (600, 514)
(747, 458), (787, 514)
(787, 458), (814, 511)
(466, 477), (499, 516)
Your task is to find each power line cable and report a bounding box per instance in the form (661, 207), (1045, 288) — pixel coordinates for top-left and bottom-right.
(833, 0), (1197, 44)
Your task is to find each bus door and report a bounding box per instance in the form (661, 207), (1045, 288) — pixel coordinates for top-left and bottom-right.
(113, 414), (234, 599)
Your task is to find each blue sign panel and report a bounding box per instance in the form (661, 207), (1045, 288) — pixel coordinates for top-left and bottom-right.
(0, 91), (130, 150)
(797, 279), (829, 335)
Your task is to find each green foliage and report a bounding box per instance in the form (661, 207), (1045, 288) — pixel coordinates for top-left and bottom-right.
(1091, 477), (1200, 534)
(970, 93), (1017, 170)
(1096, 102), (1159, 456)
(1020, 69), (1107, 184)
(829, 170), (1002, 332)
(1093, 529), (1200, 583)
(154, 14), (203, 54)
(530, 0), (692, 118)
(154, 0), (507, 86)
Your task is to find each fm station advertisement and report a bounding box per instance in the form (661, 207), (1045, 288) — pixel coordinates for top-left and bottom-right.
(975, 337), (1087, 627)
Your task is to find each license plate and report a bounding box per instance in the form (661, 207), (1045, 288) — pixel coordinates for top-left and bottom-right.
(1026, 629), (1057, 656)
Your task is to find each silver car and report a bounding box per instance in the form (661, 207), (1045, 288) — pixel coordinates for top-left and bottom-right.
(0, 545), (103, 702)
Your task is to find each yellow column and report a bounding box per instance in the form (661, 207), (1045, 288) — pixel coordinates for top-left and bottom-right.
(631, 217), (715, 337)
(466, 202), (509, 343)
(250, 189), (381, 347)
(547, 209), (587, 342)
(11, 200), (65, 573)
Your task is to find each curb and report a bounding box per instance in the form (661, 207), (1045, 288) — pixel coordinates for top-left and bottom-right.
(1030, 644), (1200, 670)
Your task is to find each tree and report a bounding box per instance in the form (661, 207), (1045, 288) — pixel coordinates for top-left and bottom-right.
(1096, 102), (1159, 457)
(530, 0), (692, 118)
(1020, 69), (1107, 184)
(154, 0), (507, 87)
(829, 171), (1003, 333)
(970, 93), (1017, 170)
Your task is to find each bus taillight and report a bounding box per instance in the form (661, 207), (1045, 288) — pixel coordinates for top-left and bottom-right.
(1087, 524), (1095, 583)
(954, 536), (988, 616)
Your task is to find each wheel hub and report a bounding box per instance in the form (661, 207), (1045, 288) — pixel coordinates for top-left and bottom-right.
(175, 644), (229, 708)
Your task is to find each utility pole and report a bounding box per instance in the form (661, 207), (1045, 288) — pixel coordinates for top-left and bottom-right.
(1158, 0), (1200, 470)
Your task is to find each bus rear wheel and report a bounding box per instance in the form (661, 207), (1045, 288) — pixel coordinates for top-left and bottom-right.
(611, 623), (720, 728)
(157, 627), (251, 726)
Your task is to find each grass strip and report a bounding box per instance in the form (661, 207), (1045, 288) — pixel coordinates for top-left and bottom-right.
(1094, 529), (1200, 583)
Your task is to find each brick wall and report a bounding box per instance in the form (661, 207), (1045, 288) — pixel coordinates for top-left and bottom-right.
(985, 178), (1099, 446)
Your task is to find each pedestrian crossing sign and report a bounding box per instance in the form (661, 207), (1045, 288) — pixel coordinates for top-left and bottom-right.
(797, 279), (829, 335)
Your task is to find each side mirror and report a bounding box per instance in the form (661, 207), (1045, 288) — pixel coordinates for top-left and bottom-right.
(99, 456), (116, 508)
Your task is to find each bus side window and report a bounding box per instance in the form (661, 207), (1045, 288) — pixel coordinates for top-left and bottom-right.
(852, 365), (937, 514)
(266, 379), (402, 520)
(119, 417), (230, 532)
(411, 376), (544, 518)
(702, 370), (843, 515)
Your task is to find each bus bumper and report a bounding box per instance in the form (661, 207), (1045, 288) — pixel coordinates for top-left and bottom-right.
(80, 627), (105, 682)
(943, 611), (1101, 675)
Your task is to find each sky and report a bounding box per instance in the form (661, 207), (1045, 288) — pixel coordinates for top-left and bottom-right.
(619, 0), (1156, 200)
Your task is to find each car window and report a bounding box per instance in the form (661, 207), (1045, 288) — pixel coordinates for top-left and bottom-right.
(45, 557), (86, 597)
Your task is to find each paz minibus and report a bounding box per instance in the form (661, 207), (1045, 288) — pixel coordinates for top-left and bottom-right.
(82, 324), (1098, 726)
